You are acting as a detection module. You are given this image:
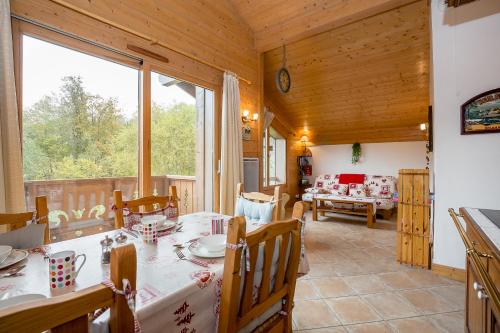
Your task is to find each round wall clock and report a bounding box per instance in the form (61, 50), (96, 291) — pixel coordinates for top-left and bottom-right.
(276, 67), (291, 93)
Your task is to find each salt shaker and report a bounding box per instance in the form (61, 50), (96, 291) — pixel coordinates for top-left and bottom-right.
(100, 235), (113, 264)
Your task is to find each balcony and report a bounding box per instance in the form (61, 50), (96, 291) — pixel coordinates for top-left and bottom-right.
(24, 175), (197, 242)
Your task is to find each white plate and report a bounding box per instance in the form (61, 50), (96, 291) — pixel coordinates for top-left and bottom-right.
(188, 242), (225, 258)
(0, 294), (46, 310)
(0, 249), (28, 270)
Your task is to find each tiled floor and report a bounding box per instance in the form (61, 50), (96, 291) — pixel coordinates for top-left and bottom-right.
(292, 211), (465, 333)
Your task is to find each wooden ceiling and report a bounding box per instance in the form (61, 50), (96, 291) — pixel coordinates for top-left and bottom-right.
(262, 0), (429, 145)
(230, 0), (418, 52)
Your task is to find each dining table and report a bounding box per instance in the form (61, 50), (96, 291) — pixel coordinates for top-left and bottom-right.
(0, 211), (261, 333)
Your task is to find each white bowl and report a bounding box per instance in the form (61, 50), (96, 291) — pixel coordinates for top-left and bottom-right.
(141, 215), (166, 226)
(197, 235), (226, 253)
(0, 246), (13, 264)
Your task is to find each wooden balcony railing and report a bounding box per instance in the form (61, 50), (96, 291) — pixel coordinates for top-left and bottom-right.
(24, 175), (196, 242)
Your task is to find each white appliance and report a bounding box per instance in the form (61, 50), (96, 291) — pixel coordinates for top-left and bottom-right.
(243, 158), (259, 192)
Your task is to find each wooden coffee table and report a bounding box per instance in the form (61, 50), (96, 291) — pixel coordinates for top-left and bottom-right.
(312, 196), (376, 228)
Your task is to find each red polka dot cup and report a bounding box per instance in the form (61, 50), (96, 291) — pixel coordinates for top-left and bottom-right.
(49, 251), (86, 291)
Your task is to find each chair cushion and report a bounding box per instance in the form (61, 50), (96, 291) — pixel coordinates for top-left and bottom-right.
(235, 197), (275, 225)
(0, 223), (46, 249)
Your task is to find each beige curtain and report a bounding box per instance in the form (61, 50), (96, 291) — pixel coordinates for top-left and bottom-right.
(263, 106), (274, 130)
(220, 72), (243, 215)
(0, 0), (26, 213)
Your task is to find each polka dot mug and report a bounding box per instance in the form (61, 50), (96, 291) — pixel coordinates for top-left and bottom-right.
(48, 250), (86, 290)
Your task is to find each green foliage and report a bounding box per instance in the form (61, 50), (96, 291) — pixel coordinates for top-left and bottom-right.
(352, 142), (361, 164)
(23, 75), (196, 181)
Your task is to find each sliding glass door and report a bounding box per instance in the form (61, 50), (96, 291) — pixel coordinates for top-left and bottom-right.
(150, 71), (214, 214)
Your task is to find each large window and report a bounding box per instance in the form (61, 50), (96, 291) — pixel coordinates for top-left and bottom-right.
(263, 127), (286, 187)
(17, 22), (215, 242)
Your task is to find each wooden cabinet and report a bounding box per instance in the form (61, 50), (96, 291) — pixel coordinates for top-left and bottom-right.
(450, 208), (500, 333)
(396, 169), (430, 268)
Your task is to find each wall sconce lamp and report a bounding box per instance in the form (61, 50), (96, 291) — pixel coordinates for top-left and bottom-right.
(242, 110), (258, 123)
(300, 135), (309, 151)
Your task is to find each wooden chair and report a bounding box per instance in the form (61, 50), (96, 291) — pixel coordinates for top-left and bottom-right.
(219, 216), (302, 333)
(113, 185), (178, 229)
(0, 243), (137, 332)
(0, 196), (49, 244)
(236, 183), (281, 221)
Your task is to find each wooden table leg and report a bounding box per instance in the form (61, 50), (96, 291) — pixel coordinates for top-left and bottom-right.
(367, 203), (375, 228)
(312, 199), (318, 221)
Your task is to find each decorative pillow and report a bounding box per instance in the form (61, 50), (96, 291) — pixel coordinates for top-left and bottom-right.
(331, 184), (348, 196)
(378, 185), (392, 199)
(235, 197), (275, 225)
(348, 183), (366, 198)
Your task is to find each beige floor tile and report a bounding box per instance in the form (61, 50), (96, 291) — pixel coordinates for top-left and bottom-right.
(312, 277), (356, 298)
(388, 316), (441, 333)
(295, 279), (321, 300)
(378, 272), (418, 290)
(330, 261), (365, 277)
(346, 322), (394, 333)
(343, 275), (389, 294)
(427, 311), (464, 333)
(363, 292), (419, 320)
(293, 299), (341, 330)
(325, 296), (382, 325)
(295, 210), (465, 331)
(399, 289), (455, 314)
(295, 327), (347, 333)
(404, 270), (450, 288)
(309, 263), (336, 278)
(429, 285), (465, 310)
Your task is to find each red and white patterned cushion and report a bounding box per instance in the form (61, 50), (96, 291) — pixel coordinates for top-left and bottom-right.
(348, 183), (366, 198)
(331, 184), (348, 196)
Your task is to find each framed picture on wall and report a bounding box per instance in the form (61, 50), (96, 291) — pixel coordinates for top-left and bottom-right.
(461, 88), (500, 135)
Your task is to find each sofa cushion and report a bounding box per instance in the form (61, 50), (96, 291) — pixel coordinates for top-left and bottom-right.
(365, 175), (396, 199)
(348, 183), (366, 198)
(339, 174), (365, 185)
(375, 198), (395, 210)
(331, 184), (348, 196)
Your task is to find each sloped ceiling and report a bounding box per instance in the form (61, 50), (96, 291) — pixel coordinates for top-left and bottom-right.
(229, 0), (418, 52)
(258, 0), (430, 144)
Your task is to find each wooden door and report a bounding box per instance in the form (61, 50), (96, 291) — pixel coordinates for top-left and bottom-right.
(397, 169), (430, 268)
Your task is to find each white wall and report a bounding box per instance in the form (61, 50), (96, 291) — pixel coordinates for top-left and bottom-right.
(309, 141), (428, 178)
(431, 0), (500, 269)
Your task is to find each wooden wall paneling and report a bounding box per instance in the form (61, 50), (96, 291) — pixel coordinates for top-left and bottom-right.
(261, 0), (429, 145)
(11, 0), (261, 213)
(230, 0), (418, 52)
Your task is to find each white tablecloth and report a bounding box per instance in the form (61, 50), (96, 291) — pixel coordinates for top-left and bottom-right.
(0, 212), (262, 333)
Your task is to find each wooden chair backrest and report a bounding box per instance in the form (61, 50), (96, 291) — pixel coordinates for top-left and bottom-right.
(218, 216), (302, 332)
(292, 201), (305, 221)
(114, 186), (178, 228)
(0, 196), (49, 244)
(0, 243), (137, 333)
(236, 183), (281, 221)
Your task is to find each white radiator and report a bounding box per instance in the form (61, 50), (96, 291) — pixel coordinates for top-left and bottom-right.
(243, 158), (259, 192)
